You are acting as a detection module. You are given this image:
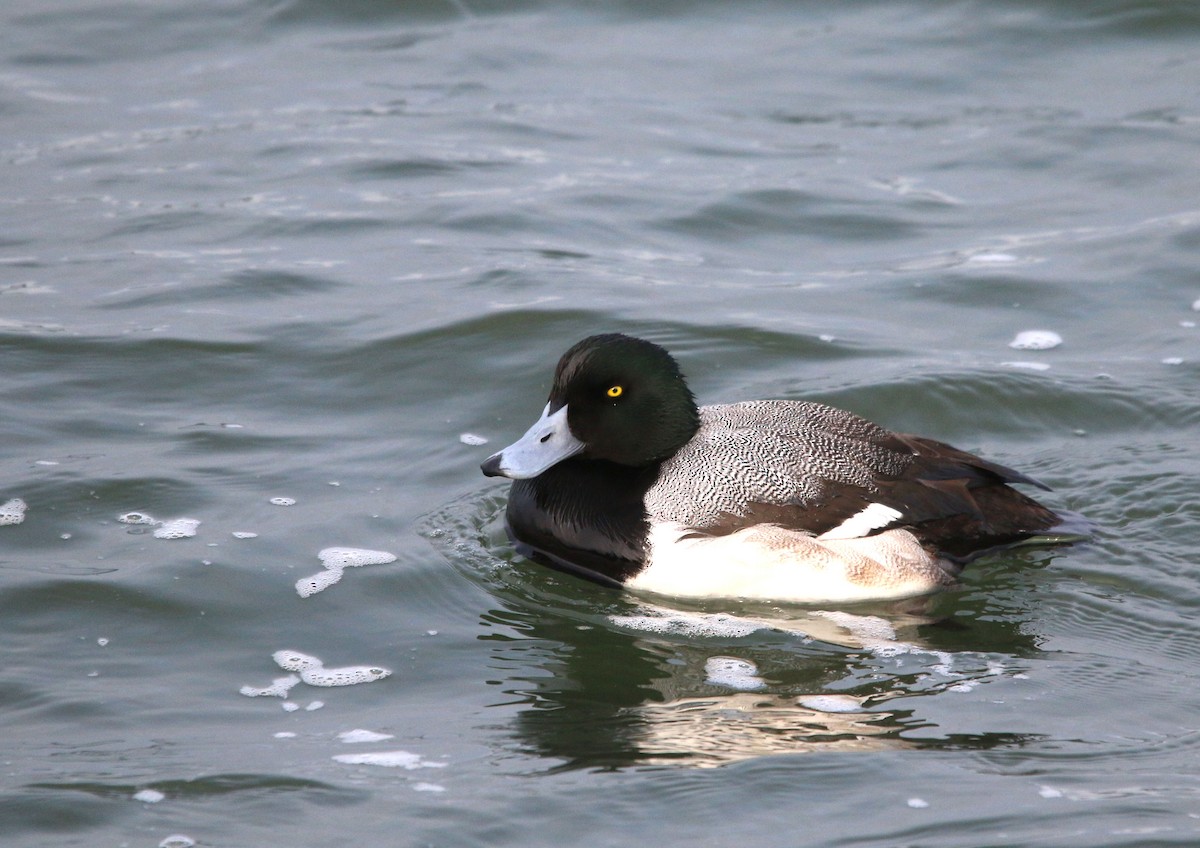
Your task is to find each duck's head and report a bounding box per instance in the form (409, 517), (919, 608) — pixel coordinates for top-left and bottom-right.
(481, 333), (700, 479)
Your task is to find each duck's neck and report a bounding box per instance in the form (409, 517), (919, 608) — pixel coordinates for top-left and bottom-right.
(506, 457), (663, 584)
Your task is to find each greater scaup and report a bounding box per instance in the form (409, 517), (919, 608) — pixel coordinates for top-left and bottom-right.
(481, 333), (1076, 603)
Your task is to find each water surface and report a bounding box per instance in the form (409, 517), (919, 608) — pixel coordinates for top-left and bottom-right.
(3, 1), (1199, 845)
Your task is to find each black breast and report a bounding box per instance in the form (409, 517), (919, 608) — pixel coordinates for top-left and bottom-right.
(504, 458), (659, 586)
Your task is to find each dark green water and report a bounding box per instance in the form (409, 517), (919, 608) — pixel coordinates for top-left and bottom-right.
(3, 1), (1199, 845)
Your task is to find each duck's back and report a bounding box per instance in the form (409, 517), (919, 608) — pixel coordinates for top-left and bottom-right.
(645, 400), (1061, 560)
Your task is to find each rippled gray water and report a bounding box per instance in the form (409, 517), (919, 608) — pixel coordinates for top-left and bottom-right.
(3, 1), (1200, 845)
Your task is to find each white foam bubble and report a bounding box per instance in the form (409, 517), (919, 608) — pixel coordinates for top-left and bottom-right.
(239, 674), (300, 698)
(338, 729), (395, 744)
(704, 656), (766, 691)
(305, 700), (325, 711)
(968, 252), (1018, 264)
(265, 649), (391, 689)
(413, 782), (447, 793)
(153, 518), (200, 540)
(297, 547), (398, 597)
(269, 497), (296, 506)
(1192, 297), (1200, 312)
(318, 547), (397, 569)
(1009, 330), (1062, 350)
(159, 836), (196, 848)
(609, 608), (766, 639)
(332, 751), (447, 769)
(272, 650), (323, 671)
(1163, 357), (1184, 365)
(232, 531), (258, 539)
(274, 731), (297, 739)
(1039, 785), (1064, 799)
(907, 798), (930, 809)
(1003, 361), (1051, 371)
(134, 789), (165, 803)
(118, 511), (157, 525)
(0, 498), (27, 526)
(797, 694), (863, 713)
(300, 664), (391, 687)
(459, 432), (488, 446)
(282, 702), (300, 712)
(295, 568), (343, 598)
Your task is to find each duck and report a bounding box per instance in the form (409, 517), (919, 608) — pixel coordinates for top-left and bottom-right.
(480, 333), (1076, 604)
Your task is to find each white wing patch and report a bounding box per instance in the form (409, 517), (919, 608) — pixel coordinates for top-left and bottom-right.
(818, 502), (904, 541)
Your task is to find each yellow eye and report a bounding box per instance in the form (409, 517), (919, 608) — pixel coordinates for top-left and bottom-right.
(606, 385), (623, 398)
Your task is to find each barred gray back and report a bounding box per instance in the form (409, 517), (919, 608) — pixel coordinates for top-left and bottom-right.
(644, 401), (911, 527)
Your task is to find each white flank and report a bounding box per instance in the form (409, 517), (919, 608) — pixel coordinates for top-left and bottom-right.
(628, 521), (953, 604)
(817, 502), (904, 540)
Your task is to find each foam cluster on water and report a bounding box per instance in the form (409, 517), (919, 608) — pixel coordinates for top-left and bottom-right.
(338, 729), (395, 744)
(295, 569), (344, 597)
(295, 547), (397, 597)
(1009, 329), (1062, 350)
(332, 751), (447, 769)
(300, 665), (391, 687)
(275, 649), (391, 686)
(238, 674), (300, 699)
(704, 656), (766, 690)
(240, 650), (391, 700)
(609, 606), (768, 638)
(273, 649), (322, 671)
(0, 498), (27, 526)
(320, 547), (397, 569)
(153, 518), (201, 539)
(117, 511), (201, 540)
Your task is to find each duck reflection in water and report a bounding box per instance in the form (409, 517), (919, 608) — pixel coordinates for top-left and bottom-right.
(477, 573), (1047, 770)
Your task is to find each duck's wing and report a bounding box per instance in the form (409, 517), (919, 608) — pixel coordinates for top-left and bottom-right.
(647, 400), (1063, 559)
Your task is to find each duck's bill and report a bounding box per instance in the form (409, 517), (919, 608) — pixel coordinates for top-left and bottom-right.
(480, 403), (584, 479)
